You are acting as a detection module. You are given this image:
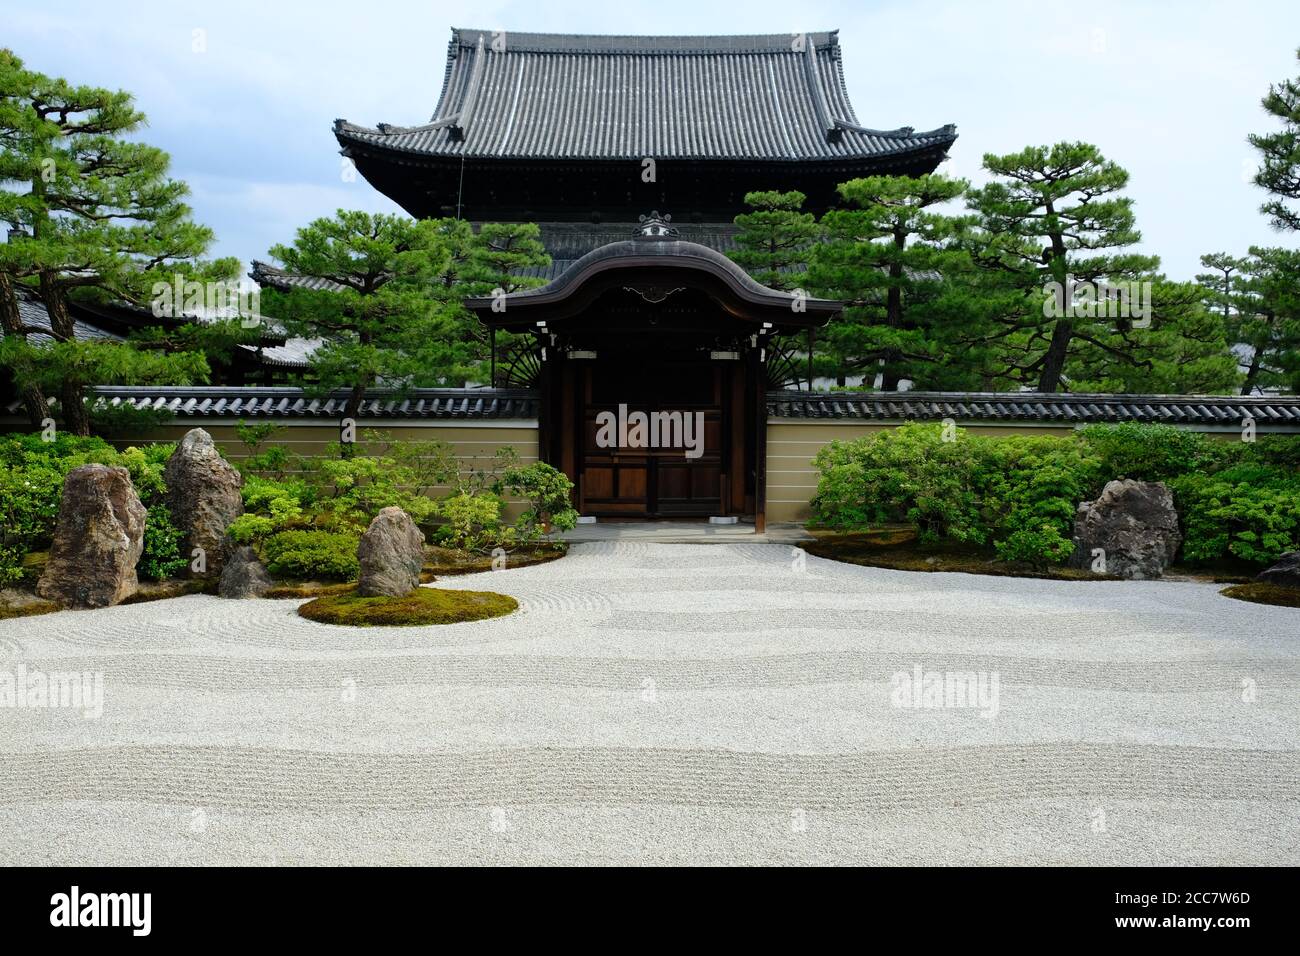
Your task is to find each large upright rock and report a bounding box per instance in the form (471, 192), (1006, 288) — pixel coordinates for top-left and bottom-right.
(357, 507), (425, 597)
(1070, 479), (1182, 580)
(37, 464), (146, 608)
(164, 428), (243, 576)
(1256, 551), (1300, 588)
(219, 545), (274, 599)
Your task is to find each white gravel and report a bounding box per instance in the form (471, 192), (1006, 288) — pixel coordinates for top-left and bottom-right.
(1, 541), (1298, 865)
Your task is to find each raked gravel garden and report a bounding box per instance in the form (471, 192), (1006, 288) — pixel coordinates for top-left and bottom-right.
(2, 539), (1298, 866)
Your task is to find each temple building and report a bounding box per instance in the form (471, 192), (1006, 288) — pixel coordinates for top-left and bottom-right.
(333, 28), (957, 527)
(9, 28), (1299, 527)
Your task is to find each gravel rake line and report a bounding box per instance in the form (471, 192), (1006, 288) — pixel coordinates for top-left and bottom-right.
(10, 650), (1300, 693)
(3, 743), (1297, 812)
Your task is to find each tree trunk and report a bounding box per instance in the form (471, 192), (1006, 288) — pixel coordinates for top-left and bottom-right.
(1037, 205), (1073, 394)
(1241, 346), (1262, 396)
(340, 379), (371, 458)
(883, 229), (906, 390)
(1037, 317), (1074, 393)
(39, 272), (91, 436)
(0, 273), (49, 427)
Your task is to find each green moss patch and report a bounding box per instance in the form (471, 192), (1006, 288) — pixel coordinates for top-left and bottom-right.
(298, 586), (518, 626)
(803, 530), (1113, 581)
(264, 581), (354, 599)
(120, 578), (211, 603)
(0, 593), (59, 620)
(421, 543), (567, 580)
(1220, 583), (1300, 608)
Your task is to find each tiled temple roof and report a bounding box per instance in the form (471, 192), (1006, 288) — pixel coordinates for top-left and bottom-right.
(334, 28), (957, 163)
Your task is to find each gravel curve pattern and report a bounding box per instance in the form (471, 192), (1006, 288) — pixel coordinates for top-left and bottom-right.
(1, 542), (1297, 865)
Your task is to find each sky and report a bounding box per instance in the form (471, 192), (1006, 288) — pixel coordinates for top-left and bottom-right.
(5, 0), (1299, 279)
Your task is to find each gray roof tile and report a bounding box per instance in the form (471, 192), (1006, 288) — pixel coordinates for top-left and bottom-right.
(335, 28), (956, 163)
(767, 391), (1300, 428)
(4, 387), (539, 421)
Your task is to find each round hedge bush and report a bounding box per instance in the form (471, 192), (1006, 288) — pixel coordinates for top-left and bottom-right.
(297, 586), (517, 626)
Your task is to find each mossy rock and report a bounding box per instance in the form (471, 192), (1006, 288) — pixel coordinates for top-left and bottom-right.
(1220, 583), (1300, 609)
(298, 586), (518, 626)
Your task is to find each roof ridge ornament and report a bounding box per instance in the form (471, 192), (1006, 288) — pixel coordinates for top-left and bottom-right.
(635, 212), (679, 238)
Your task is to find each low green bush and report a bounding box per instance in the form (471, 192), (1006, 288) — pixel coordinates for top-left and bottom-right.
(811, 422), (1300, 569)
(811, 424), (1101, 565)
(497, 461), (579, 541)
(0, 433), (173, 583)
(139, 505), (188, 581)
(431, 491), (506, 552)
(978, 436), (1101, 567)
(1077, 422), (1217, 481)
(310, 453), (440, 530)
(811, 424), (985, 543)
(1171, 464), (1300, 565)
(262, 530), (360, 581)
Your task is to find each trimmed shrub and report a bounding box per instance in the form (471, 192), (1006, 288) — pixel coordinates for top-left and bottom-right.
(1077, 422), (1220, 481)
(811, 424), (985, 543)
(811, 425), (1101, 565)
(432, 491), (506, 552)
(498, 461), (579, 540)
(262, 530), (360, 581)
(1171, 464), (1300, 565)
(978, 436), (1102, 567)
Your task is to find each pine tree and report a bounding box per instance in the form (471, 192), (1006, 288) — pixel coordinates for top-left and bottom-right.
(263, 210), (470, 419)
(965, 143), (1161, 392)
(806, 174), (967, 389)
(1232, 248), (1300, 394)
(464, 222), (549, 386)
(1068, 279), (1240, 393)
(0, 49), (228, 435)
(728, 190), (818, 291)
(1250, 48), (1300, 232)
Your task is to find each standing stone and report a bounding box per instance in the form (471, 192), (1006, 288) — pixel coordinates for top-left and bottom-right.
(36, 464), (146, 608)
(1256, 551), (1300, 588)
(357, 507), (425, 597)
(164, 428), (243, 577)
(219, 545), (274, 599)
(1070, 479), (1182, 580)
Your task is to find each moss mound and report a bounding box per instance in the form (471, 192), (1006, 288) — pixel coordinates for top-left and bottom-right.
(1220, 583), (1300, 609)
(421, 543), (567, 579)
(265, 581), (354, 599)
(0, 596), (59, 620)
(298, 586), (518, 626)
(803, 531), (1111, 581)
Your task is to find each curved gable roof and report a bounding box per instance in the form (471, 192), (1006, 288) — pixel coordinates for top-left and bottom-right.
(466, 235), (840, 329)
(336, 28), (957, 163)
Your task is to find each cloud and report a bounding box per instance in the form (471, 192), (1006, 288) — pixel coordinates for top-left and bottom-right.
(6, 0), (1299, 275)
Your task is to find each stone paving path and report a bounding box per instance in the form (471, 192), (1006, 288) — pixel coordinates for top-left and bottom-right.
(1, 542), (1297, 865)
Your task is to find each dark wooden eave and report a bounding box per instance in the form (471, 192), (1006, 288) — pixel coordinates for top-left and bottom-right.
(466, 238), (840, 332)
